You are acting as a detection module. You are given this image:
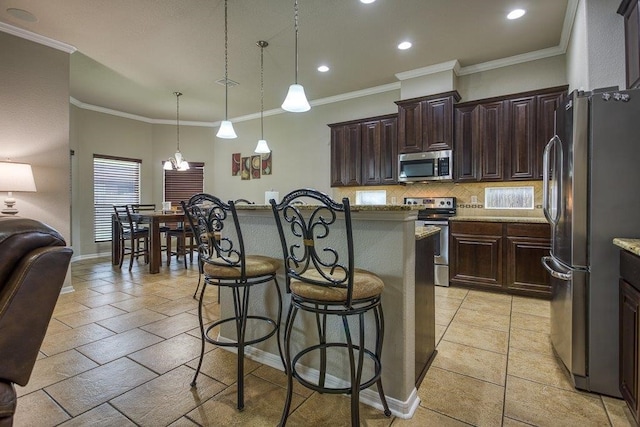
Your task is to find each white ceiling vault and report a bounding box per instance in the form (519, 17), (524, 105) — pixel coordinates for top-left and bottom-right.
(0, 0), (573, 124)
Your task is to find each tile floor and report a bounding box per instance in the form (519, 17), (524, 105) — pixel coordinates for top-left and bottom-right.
(13, 257), (637, 426)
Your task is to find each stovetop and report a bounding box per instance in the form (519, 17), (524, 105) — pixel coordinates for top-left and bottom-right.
(405, 196), (456, 220)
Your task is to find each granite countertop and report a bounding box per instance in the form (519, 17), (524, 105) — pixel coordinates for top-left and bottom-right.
(614, 238), (640, 257)
(450, 216), (549, 224)
(416, 225), (440, 240)
(235, 204), (424, 212)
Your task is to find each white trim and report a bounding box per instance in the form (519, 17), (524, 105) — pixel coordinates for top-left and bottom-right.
(395, 60), (461, 81)
(393, 0), (579, 81)
(560, 0), (580, 53)
(71, 82), (401, 126)
(216, 335), (420, 418)
(0, 22), (76, 53)
(60, 285), (75, 294)
(457, 46), (565, 76)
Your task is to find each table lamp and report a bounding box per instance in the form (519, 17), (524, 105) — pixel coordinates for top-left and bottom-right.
(0, 162), (37, 215)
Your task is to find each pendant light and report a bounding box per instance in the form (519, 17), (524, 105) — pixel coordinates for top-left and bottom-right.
(216, 0), (237, 138)
(164, 92), (190, 171)
(281, 0), (311, 112)
(254, 41), (271, 154)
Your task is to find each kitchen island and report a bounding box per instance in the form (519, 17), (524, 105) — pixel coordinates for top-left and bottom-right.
(215, 204), (437, 418)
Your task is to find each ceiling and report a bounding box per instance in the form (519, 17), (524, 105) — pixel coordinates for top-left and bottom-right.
(0, 0), (571, 123)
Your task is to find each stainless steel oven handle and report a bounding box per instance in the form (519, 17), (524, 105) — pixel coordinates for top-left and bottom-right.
(541, 256), (572, 281)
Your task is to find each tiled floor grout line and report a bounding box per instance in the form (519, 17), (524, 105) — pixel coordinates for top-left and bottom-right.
(13, 259), (633, 426)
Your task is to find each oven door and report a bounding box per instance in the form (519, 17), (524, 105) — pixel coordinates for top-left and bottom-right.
(419, 220), (449, 286)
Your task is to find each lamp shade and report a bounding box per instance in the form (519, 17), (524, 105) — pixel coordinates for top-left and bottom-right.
(217, 120), (238, 139)
(254, 139), (270, 154)
(281, 84), (310, 112)
(0, 162), (36, 192)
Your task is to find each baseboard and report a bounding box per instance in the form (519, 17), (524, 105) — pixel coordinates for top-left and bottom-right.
(216, 335), (420, 418)
(60, 285), (75, 294)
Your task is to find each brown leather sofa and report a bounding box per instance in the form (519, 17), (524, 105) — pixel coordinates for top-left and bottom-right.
(0, 217), (72, 426)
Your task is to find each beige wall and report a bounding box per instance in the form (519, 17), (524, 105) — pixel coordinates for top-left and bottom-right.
(457, 55), (567, 101)
(210, 90), (400, 204)
(566, 0), (626, 91)
(70, 106), (154, 257)
(0, 31), (71, 247)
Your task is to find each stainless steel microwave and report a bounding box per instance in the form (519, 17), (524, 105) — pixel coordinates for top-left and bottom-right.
(398, 150), (453, 182)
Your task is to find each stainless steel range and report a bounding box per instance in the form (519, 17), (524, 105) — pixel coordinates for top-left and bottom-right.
(405, 197), (456, 287)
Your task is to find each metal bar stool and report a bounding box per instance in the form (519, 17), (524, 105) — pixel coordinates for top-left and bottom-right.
(181, 193), (284, 410)
(270, 188), (391, 426)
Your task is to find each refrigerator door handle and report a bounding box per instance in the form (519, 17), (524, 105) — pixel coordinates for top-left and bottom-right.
(542, 256), (572, 280)
(543, 136), (561, 225)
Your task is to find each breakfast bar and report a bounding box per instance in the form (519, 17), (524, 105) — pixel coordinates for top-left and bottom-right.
(214, 204), (438, 418)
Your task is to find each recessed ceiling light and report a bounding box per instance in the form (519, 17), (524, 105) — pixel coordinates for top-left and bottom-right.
(360, 0), (376, 4)
(6, 8), (38, 22)
(507, 9), (526, 20)
(398, 41), (412, 50)
(317, 65), (330, 72)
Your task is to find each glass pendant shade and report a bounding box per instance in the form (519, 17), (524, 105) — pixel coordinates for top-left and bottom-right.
(163, 160), (172, 170)
(254, 139), (270, 153)
(217, 120), (237, 139)
(282, 0), (310, 113)
(282, 84), (310, 112)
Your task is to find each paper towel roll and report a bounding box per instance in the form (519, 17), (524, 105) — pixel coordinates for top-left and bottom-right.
(265, 191), (279, 204)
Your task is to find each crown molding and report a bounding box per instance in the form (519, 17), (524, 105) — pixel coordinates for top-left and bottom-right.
(395, 60), (461, 81)
(0, 22), (76, 53)
(457, 45), (565, 76)
(559, 0), (579, 53)
(70, 97), (214, 127)
(71, 82), (401, 126)
(393, 0), (578, 81)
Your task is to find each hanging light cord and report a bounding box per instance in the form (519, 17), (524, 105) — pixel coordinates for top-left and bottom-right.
(224, 0), (229, 120)
(260, 43), (265, 139)
(175, 91), (181, 151)
(294, 0), (299, 85)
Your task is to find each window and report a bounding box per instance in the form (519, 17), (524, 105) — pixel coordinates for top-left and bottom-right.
(164, 162), (205, 207)
(93, 155), (141, 242)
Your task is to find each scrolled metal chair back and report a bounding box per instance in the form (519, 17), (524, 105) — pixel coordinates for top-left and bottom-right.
(270, 188), (355, 306)
(182, 194), (246, 275)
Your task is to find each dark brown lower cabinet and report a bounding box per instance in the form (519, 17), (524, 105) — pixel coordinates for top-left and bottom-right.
(505, 223), (552, 297)
(450, 222), (503, 290)
(450, 221), (551, 298)
(619, 249), (640, 424)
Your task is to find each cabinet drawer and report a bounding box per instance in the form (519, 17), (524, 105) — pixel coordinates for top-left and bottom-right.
(621, 249), (640, 292)
(450, 221), (502, 236)
(506, 223), (550, 238)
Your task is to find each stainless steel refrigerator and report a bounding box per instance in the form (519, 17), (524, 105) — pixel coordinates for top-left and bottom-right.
(542, 87), (640, 397)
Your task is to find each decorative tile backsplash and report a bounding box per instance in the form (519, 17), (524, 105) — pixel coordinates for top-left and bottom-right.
(333, 180), (544, 217)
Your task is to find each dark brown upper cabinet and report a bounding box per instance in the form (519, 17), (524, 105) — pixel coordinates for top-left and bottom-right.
(330, 123), (361, 187)
(329, 114), (397, 187)
(454, 86), (567, 182)
(619, 0), (640, 89)
(396, 91), (460, 154)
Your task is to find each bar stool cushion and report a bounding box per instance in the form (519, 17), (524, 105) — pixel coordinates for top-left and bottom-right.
(203, 255), (280, 279)
(290, 267), (384, 302)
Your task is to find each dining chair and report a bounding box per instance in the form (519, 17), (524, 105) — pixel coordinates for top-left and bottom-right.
(181, 193), (284, 410)
(166, 221), (196, 269)
(270, 188), (391, 426)
(113, 205), (149, 271)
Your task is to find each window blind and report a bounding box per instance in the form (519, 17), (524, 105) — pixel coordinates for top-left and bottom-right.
(164, 162), (204, 206)
(93, 155), (141, 242)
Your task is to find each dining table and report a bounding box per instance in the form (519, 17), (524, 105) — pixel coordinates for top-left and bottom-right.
(112, 211), (186, 274)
